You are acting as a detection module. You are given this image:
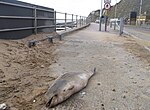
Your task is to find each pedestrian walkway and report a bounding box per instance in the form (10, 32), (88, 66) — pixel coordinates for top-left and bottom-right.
(47, 23), (150, 110)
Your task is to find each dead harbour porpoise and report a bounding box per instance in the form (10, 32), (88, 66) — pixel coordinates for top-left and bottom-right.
(45, 68), (96, 108)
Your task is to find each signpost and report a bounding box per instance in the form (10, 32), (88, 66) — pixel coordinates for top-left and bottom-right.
(104, 0), (111, 31)
(99, 0), (111, 31)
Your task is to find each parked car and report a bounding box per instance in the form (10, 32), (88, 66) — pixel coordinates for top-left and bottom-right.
(95, 20), (100, 23)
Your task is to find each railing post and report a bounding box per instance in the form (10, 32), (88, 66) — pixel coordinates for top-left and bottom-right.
(72, 14), (73, 29)
(114, 20), (116, 30)
(87, 17), (89, 24)
(80, 16), (81, 27)
(110, 21), (112, 28)
(81, 16), (82, 26)
(119, 17), (124, 36)
(86, 17), (87, 25)
(65, 13), (67, 31)
(76, 15), (78, 27)
(82, 16), (83, 26)
(82, 16), (84, 25)
(34, 7), (37, 34)
(82, 16), (84, 26)
(54, 11), (56, 32)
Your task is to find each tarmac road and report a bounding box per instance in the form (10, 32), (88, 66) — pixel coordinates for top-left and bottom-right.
(44, 23), (150, 110)
(124, 25), (150, 41)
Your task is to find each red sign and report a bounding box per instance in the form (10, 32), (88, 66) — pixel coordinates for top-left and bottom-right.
(104, 3), (111, 10)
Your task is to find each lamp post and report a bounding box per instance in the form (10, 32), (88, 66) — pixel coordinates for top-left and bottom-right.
(99, 0), (103, 31)
(115, 0), (117, 18)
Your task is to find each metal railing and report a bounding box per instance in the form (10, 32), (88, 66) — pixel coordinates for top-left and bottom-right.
(55, 11), (90, 31)
(0, 1), (55, 35)
(0, 1), (90, 36)
(110, 18), (124, 35)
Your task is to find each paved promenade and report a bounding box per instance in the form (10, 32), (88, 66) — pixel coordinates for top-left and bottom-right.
(46, 23), (150, 110)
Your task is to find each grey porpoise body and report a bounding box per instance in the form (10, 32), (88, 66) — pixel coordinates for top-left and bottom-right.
(45, 68), (96, 108)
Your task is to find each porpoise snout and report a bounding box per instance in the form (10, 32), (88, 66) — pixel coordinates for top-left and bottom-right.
(45, 94), (58, 108)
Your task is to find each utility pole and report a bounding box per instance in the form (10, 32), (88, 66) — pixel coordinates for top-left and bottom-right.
(138, 0), (142, 25)
(99, 0), (103, 31)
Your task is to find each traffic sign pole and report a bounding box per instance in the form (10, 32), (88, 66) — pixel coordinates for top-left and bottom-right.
(105, 10), (108, 31)
(99, 0), (111, 32)
(104, 0), (111, 32)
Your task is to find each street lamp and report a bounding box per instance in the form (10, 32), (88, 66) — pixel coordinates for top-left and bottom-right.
(115, 0), (117, 18)
(99, 0), (103, 31)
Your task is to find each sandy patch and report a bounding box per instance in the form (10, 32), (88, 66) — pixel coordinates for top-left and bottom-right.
(0, 33), (59, 110)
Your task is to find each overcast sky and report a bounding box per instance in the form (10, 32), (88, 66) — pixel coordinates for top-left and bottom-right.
(19, 0), (120, 16)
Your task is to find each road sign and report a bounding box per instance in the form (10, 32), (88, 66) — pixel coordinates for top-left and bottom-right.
(104, 3), (111, 10)
(104, 0), (111, 3)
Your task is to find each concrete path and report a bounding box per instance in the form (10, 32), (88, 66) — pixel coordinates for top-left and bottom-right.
(46, 23), (150, 110)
